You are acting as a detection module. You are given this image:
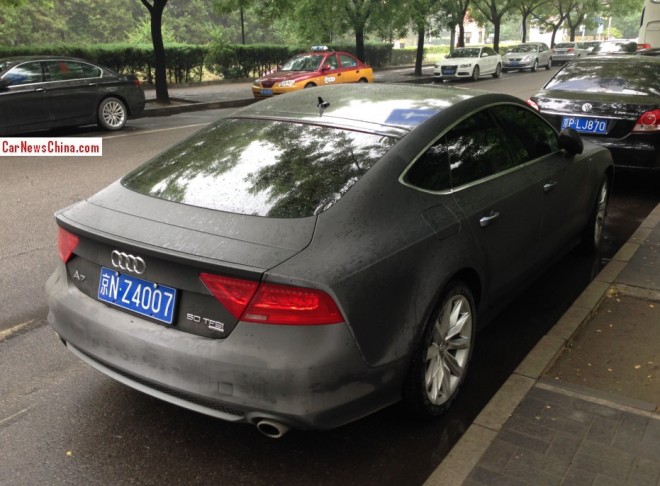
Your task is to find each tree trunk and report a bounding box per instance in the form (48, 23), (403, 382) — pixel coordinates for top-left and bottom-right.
(240, 6), (245, 45)
(492, 16), (501, 52)
(521, 13), (528, 43)
(415, 25), (424, 75)
(355, 26), (366, 62)
(142, 0), (170, 104)
(457, 23), (465, 47)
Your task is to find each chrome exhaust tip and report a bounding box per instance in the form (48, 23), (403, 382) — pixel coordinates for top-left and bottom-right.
(256, 419), (290, 438)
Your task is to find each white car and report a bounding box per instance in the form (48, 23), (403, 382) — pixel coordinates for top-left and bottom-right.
(434, 46), (502, 81)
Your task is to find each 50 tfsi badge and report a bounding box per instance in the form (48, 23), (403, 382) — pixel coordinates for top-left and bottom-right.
(98, 267), (177, 324)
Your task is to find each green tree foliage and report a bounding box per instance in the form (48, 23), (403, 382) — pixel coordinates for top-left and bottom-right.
(517, 0), (550, 42)
(471, 0), (521, 52)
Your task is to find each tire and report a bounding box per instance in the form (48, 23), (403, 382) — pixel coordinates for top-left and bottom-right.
(492, 63), (502, 78)
(304, 82), (316, 88)
(402, 281), (476, 419)
(546, 58), (552, 70)
(471, 65), (480, 81)
(530, 59), (538, 72)
(97, 97), (127, 131)
(580, 177), (609, 253)
(357, 78), (369, 83)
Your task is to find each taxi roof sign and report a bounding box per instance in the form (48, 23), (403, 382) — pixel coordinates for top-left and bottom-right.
(311, 45), (330, 52)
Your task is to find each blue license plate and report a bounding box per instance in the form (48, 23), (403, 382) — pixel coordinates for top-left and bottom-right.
(442, 67), (456, 75)
(98, 267), (177, 324)
(561, 116), (608, 134)
(261, 89), (273, 96)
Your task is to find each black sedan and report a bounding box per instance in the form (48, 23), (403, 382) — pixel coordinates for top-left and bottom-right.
(46, 84), (612, 437)
(0, 56), (145, 135)
(528, 56), (660, 171)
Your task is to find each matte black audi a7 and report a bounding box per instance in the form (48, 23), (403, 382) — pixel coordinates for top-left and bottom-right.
(47, 84), (613, 437)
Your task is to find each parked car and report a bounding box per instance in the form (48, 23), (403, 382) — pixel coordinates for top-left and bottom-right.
(502, 42), (553, 72)
(251, 46), (374, 99)
(552, 42), (586, 64)
(636, 47), (660, 56)
(578, 41), (602, 53)
(433, 46), (502, 81)
(528, 56), (660, 171)
(0, 56), (145, 135)
(589, 40), (638, 56)
(47, 84), (612, 437)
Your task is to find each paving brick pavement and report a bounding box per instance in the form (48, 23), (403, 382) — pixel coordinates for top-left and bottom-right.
(465, 382), (660, 485)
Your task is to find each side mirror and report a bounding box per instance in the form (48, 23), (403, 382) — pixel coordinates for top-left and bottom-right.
(558, 127), (584, 156)
(482, 53), (489, 57)
(321, 64), (331, 71)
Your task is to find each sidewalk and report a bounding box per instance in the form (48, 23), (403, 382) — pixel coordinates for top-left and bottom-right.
(427, 205), (660, 485)
(139, 78), (659, 485)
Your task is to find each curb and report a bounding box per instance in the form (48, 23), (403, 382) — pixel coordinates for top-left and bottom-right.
(425, 203), (660, 485)
(140, 98), (257, 118)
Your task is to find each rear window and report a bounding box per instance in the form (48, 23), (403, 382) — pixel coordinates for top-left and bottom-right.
(544, 61), (660, 96)
(122, 118), (395, 218)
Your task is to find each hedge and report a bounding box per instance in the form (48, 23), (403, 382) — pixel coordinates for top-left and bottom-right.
(1, 42), (428, 82)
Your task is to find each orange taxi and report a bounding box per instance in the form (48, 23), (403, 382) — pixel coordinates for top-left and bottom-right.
(251, 46), (374, 99)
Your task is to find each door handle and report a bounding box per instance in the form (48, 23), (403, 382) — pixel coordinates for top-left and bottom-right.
(34, 88), (45, 92)
(88, 82), (99, 86)
(543, 181), (558, 192)
(479, 210), (500, 227)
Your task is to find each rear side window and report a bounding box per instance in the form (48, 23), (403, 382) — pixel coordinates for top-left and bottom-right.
(445, 110), (522, 186)
(46, 61), (102, 81)
(123, 118), (395, 218)
(491, 105), (558, 161)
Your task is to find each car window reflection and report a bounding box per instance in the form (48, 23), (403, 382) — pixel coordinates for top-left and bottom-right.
(123, 119), (396, 218)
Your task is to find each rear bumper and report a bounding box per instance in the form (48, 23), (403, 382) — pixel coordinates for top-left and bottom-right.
(46, 264), (405, 430)
(582, 135), (660, 171)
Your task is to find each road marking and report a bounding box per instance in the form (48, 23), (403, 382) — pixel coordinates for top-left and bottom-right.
(0, 319), (35, 343)
(0, 407), (32, 427)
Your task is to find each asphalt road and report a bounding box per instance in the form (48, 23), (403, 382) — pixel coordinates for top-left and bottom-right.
(1, 71), (658, 485)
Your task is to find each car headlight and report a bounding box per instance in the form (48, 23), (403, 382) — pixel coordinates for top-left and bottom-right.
(459, 63), (472, 68)
(277, 80), (296, 88)
(252, 80), (261, 87)
(522, 55), (533, 62)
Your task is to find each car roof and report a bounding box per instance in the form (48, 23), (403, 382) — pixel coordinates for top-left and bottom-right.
(574, 54), (660, 64)
(233, 83), (515, 137)
(0, 55), (93, 63)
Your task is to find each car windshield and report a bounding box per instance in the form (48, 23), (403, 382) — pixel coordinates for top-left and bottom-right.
(281, 54), (325, 72)
(122, 118), (396, 218)
(448, 48), (480, 58)
(545, 61), (660, 96)
(509, 45), (535, 53)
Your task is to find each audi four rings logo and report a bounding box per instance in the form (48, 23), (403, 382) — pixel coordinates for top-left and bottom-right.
(111, 250), (146, 274)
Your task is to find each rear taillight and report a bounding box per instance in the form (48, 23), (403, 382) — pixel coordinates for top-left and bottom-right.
(632, 109), (660, 132)
(567, 48), (574, 53)
(525, 99), (539, 111)
(57, 226), (79, 263)
(200, 273), (344, 325)
(637, 43), (651, 50)
(133, 78), (142, 88)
